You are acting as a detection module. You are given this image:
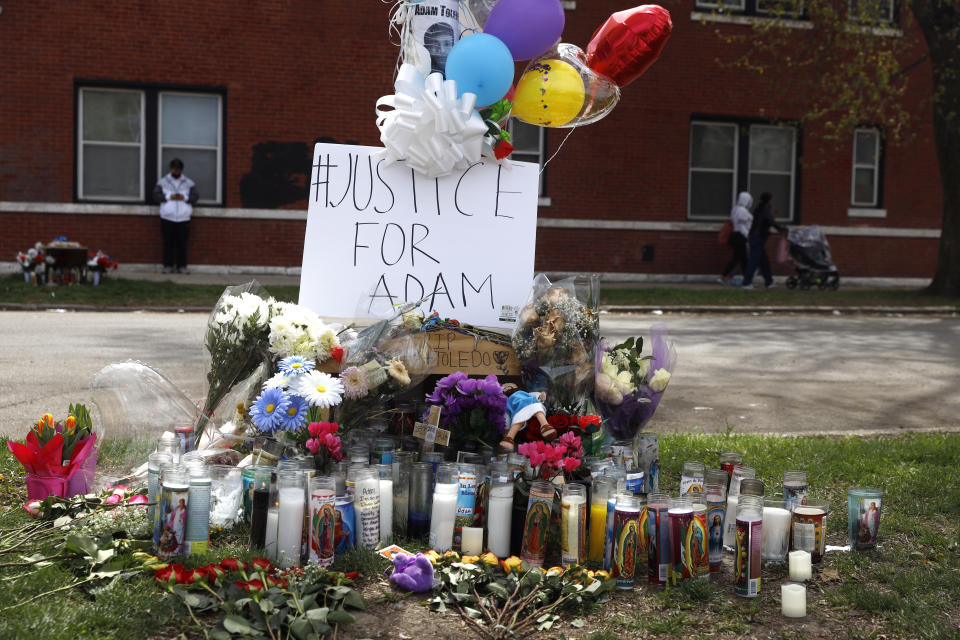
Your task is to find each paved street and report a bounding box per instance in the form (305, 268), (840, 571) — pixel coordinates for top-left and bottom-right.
(1, 310), (958, 437)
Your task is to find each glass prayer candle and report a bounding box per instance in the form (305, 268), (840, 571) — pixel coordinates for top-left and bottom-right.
(429, 464), (459, 552)
(704, 477), (728, 572)
(309, 477), (336, 567)
(520, 480), (554, 568)
(610, 439), (635, 470)
(761, 497), (792, 564)
(373, 438), (395, 464)
(354, 468), (380, 550)
(646, 492), (671, 584)
(680, 461), (705, 494)
(421, 451), (446, 477)
(739, 478), (765, 497)
(409, 462), (434, 540)
(729, 464), (756, 497)
(611, 493), (642, 589)
(186, 465), (211, 556)
(561, 483), (587, 565)
(783, 470), (808, 510)
(589, 476), (614, 564)
(376, 464), (394, 545)
(347, 443), (370, 464)
(393, 465), (411, 539)
(147, 452), (173, 526)
(156, 433), (180, 464)
(487, 466), (513, 558)
(668, 496), (694, 585)
(635, 432), (660, 493)
(156, 465), (189, 559)
(719, 452), (742, 486)
(333, 493), (355, 553)
(848, 487), (883, 550)
(735, 495), (763, 598)
(687, 491), (710, 578)
(209, 464), (243, 529)
(603, 469), (627, 571)
(454, 463), (478, 550)
(277, 470), (307, 567)
(791, 499), (829, 562)
(473, 464), (490, 529)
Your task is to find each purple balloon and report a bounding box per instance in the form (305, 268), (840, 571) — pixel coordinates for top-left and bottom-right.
(483, 0), (565, 61)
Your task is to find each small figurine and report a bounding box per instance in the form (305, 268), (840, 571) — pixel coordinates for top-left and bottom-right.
(499, 383), (558, 453)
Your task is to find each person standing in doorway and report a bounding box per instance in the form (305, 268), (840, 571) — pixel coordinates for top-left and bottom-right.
(153, 158), (198, 274)
(741, 192), (786, 290)
(719, 191), (753, 285)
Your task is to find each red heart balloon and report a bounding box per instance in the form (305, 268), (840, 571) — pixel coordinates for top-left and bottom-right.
(585, 5), (673, 88)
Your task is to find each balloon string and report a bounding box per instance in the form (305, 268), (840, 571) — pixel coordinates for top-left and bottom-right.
(540, 127), (576, 175)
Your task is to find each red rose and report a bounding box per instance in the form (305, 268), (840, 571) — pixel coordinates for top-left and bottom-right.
(548, 414), (571, 429)
(236, 579), (265, 594)
(219, 558), (247, 573)
(205, 564), (226, 585)
(343, 571), (359, 580)
(251, 557), (272, 571)
(577, 415), (602, 433)
(266, 575), (288, 589)
(330, 346), (344, 364)
(494, 139), (515, 160)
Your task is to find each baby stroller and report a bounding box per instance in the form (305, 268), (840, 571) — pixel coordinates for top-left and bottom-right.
(784, 225), (840, 290)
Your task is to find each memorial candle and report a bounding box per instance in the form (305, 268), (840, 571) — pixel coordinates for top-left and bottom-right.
(781, 583), (807, 618)
(147, 452), (173, 526)
(680, 461), (705, 494)
(309, 477), (336, 567)
(264, 507), (279, 560)
(612, 493), (642, 589)
(429, 464), (459, 552)
(791, 499), (830, 563)
(647, 492), (671, 584)
(704, 470), (728, 573)
(277, 471), (306, 568)
(487, 466), (513, 558)
(408, 462), (433, 540)
(521, 480), (554, 568)
(668, 496), (694, 585)
(687, 491), (710, 578)
(561, 483), (587, 565)
(462, 526), (484, 556)
(783, 470), (808, 510)
(355, 468), (380, 550)
(589, 477), (614, 564)
(376, 464), (393, 545)
(735, 495), (763, 598)
(789, 550), (812, 581)
(762, 498), (792, 564)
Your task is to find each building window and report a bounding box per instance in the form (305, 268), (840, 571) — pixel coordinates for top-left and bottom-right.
(508, 120), (546, 196)
(848, 0), (896, 24)
(851, 128), (881, 206)
(694, 0), (805, 18)
(78, 88), (145, 201)
(688, 120), (798, 221)
(77, 85), (224, 204)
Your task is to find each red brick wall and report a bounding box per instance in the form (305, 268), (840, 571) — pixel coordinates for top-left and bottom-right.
(0, 1), (943, 276)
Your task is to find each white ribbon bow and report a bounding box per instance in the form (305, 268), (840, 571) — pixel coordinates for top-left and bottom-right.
(376, 64), (491, 178)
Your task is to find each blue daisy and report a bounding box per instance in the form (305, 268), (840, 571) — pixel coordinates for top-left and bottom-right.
(279, 394), (309, 432)
(278, 356), (315, 375)
(249, 387), (291, 433)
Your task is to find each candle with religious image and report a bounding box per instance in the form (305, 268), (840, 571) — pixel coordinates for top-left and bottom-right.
(156, 466), (189, 559)
(635, 432), (660, 493)
(704, 470), (728, 572)
(520, 480), (554, 568)
(848, 488), (883, 550)
(680, 461), (705, 494)
(309, 477), (336, 567)
(611, 493), (642, 589)
(735, 495), (763, 598)
(687, 491), (710, 578)
(333, 493), (355, 553)
(603, 470), (626, 571)
(791, 499), (830, 563)
(668, 496), (693, 585)
(561, 483), (587, 565)
(783, 470), (808, 510)
(646, 492), (671, 584)
(723, 465), (756, 547)
(719, 452), (742, 488)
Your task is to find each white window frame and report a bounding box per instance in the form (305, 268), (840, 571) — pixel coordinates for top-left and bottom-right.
(694, 0), (746, 10)
(747, 123), (797, 221)
(507, 120), (547, 198)
(687, 121), (739, 219)
(851, 128), (880, 207)
(848, 0), (895, 23)
(158, 91), (223, 205)
(77, 87), (145, 201)
(755, 0), (805, 16)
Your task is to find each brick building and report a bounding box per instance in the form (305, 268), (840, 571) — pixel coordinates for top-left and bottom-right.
(0, 1), (942, 281)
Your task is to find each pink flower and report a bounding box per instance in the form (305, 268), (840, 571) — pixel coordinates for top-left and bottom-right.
(23, 500), (42, 518)
(518, 442), (545, 468)
(104, 493), (123, 505)
(127, 494), (148, 505)
(305, 438), (321, 454)
(107, 484), (129, 497)
(559, 431), (581, 451)
(561, 457), (581, 473)
(543, 444), (565, 463)
(308, 421), (339, 438)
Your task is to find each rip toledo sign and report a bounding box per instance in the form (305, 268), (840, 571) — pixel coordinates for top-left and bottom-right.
(299, 143), (539, 328)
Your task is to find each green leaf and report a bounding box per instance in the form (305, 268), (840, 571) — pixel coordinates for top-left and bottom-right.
(342, 588), (366, 610)
(571, 618), (585, 628)
(258, 599), (274, 614)
(288, 619), (312, 640)
(584, 580), (603, 594)
(223, 614), (254, 635)
(430, 596), (447, 612)
(66, 534), (98, 558)
(305, 607), (329, 622)
(463, 607), (484, 620)
(326, 609), (356, 624)
(485, 582), (510, 600)
(211, 630), (231, 640)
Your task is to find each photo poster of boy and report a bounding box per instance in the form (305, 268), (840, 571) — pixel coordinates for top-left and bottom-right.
(411, 0), (460, 76)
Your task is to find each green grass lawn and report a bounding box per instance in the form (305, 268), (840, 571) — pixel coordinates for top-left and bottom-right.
(1, 432), (957, 639)
(2, 274), (958, 310)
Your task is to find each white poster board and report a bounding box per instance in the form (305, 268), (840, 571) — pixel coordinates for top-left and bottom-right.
(299, 143), (539, 328)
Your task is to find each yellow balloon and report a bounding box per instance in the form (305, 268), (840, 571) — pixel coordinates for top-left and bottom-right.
(512, 59), (586, 127)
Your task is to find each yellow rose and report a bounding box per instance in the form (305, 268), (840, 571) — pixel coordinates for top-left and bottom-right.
(500, 556), (523, 574)
(460, 555), (481, 565)
(479, 551), (499, 566)
(649, 368), (672, 393)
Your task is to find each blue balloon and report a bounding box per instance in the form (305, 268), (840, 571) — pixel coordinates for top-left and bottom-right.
(444, 33), (514, 108)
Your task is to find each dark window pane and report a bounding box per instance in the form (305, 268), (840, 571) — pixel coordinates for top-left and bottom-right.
(161, 94), (220, 147)
(749, 174), (792, 219)
(854, 168), (876, 204)
(82, 90), (142, 143)
(690, 170), (734, 217)
(855, 131), (877, 165)
(82, 145), (141, 198)
(161, 148), (217, 201)
(691, 124), (736, 170)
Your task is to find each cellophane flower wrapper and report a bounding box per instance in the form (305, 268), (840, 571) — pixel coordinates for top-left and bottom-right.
(511, 274), (601, 414)
(594, 323), (677, 440)
(195, 282), (273, 447)
(335, 302), (436, 433)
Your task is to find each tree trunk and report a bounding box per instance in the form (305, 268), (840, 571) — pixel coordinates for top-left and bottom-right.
(913, 1), (960, 296)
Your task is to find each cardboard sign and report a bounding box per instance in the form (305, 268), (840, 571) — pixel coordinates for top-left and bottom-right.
(413, 405), (450, 446)
(299, 143), (539, 328)
(425, 329), (520, 376)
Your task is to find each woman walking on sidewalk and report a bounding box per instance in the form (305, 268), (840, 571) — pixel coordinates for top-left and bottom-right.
(741, 192), (786, 290)
(719, 191), (753, 284)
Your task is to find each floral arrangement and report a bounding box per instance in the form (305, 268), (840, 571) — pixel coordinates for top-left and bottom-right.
(512, 275), (600, 414)
(16, 243), (45, 272)
(424, 372), (507, 448)
(268, 301), (344, 362)
(87, 250), (119, 272)
(594, 324), (677, 440)
(517, 431), (585, 482)
(154, 557), (364, 639)
(7, 406), (99, 499)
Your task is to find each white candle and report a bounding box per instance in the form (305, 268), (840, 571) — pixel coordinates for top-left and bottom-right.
(781, 583), (807, 617)
(487, 485), (513, 558)
(561, 493), (587, 565)
(264, 507), (279, 560)
(761, 506), (793, 562)
(723, 495), (739, 548)
(429, 484), (458, 552)
(356, 474), (380, 550)
(462, 526), (484, 556)
(277, 487), (304, 567)
(379, 478), (393, 544)
(789, 550), (812, 581)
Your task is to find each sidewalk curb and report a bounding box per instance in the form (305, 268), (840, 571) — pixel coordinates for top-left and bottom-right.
(1, 302), (956, 315)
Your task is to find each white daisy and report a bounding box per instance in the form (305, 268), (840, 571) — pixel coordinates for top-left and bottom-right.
(291, 370), (344, 408)
(263, 371), (291, 390)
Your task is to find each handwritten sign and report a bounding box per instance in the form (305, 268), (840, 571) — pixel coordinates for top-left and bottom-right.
(414, 405), (451, 447)
(425, 329), (520, 376)
(299, 143), (539, 328)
